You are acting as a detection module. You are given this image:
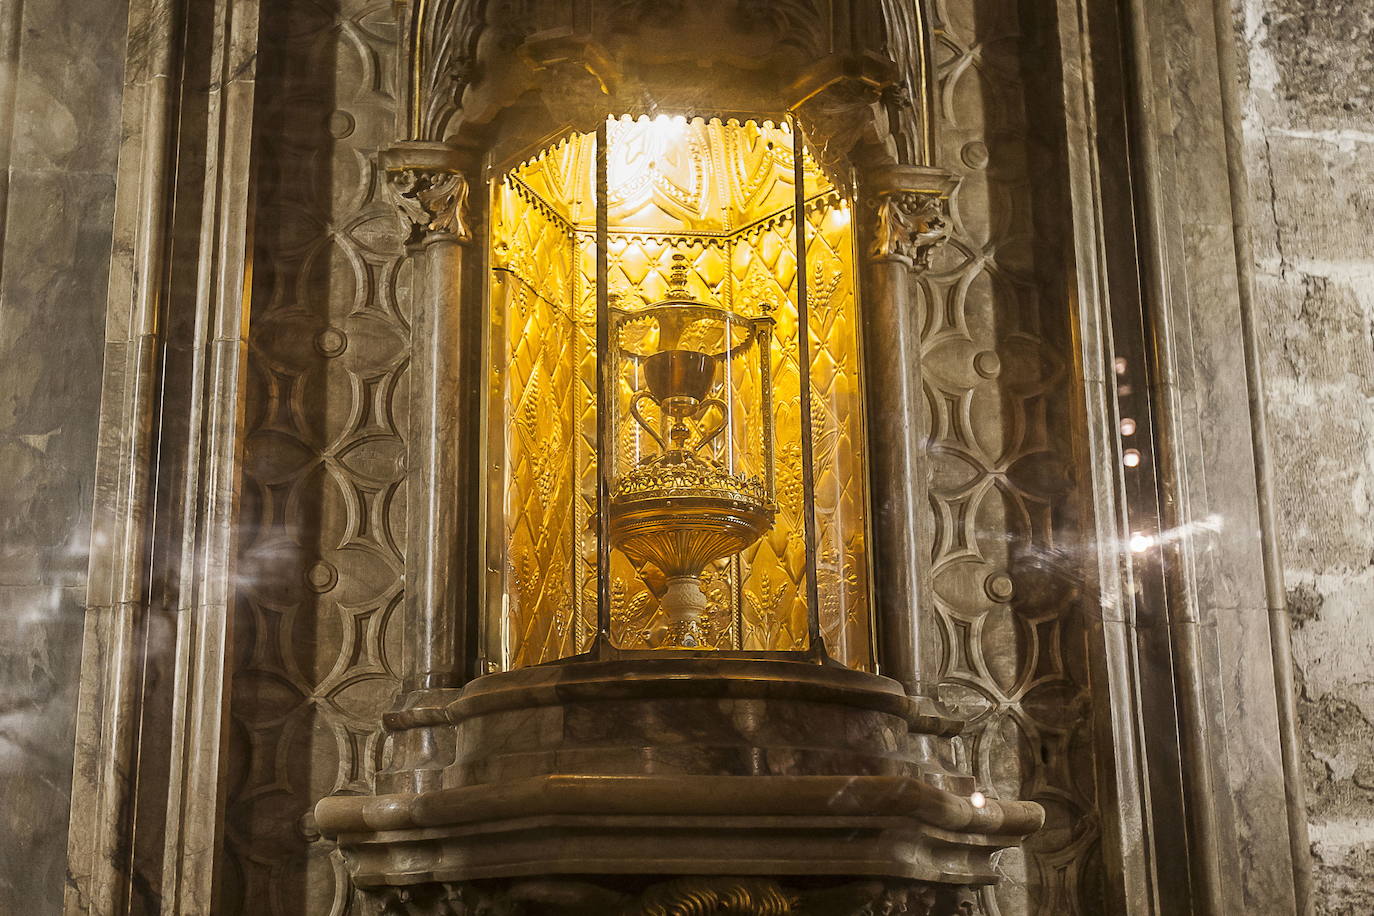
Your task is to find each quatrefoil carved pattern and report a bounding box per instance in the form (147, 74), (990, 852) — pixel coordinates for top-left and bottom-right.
(225, 1), (407, 914)
(926, 3), (1102, 914)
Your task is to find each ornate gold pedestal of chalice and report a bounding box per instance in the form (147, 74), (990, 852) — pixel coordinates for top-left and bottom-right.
(609, 270), (776, 648)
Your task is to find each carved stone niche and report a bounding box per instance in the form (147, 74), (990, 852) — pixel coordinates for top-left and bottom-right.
(316, 1), (1042, 912)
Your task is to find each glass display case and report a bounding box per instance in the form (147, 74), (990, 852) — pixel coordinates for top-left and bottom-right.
(485, 116), (873, 669)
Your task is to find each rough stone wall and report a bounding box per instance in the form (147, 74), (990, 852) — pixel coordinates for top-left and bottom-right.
(1237, 1), (1374, 912)
(0, 0), (128, 910)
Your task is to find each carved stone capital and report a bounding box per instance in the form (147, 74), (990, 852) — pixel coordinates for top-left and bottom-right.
(862, 166), (958, 271)
(381, 143), (472, 244)
(864, 188), (948, 270)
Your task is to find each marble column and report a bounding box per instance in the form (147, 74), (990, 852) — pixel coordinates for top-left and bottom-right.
(382, 142), (473, 692)
(858, 165), (956, 697)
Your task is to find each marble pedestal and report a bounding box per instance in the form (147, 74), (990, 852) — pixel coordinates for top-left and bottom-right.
(316, 658), (1042, 913)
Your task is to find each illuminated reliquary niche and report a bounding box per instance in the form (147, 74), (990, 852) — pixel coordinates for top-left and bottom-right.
(314, 3), (1044, 914)
(487, 117), (872, 668)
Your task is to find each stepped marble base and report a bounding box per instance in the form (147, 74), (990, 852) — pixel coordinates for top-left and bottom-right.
(316, 658), (1041, 913)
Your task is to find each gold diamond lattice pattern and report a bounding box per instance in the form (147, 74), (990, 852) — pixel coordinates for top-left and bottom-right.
(487, 172), (585, 669)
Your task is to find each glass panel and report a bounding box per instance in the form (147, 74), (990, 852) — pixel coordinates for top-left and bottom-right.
(484, 141), (594, 670)
(486, 117), (871, 669)
(805, 196), (873, 670)
(729, 215), (808, 651)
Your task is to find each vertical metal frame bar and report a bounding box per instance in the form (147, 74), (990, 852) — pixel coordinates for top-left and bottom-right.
(791, 117), (823, 650)
(759, 321), (777, 503)
(844, 180), (881, 674)
(594, 119), (613, 645)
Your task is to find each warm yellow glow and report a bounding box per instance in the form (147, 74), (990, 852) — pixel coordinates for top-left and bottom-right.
(484, 117), (871, 671)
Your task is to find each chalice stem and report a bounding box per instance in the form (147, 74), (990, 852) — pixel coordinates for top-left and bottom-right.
(661, 575), (709, 645)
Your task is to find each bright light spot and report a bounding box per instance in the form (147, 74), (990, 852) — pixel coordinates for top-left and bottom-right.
(832, 203), (851, 227)
(1124, 449), (1142, 468)
(1120, 417), (1137, 436)
(1127, 514), (1225, 556)
(970, 791), (987, 809)
(647, 113), (687, 141)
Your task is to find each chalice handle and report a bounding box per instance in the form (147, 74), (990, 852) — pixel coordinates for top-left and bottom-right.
(694, 397), (729, 452)
(630, 390), (667, 451)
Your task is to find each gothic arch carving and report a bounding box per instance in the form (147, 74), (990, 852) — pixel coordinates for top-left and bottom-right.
(395, 0), (939, 171)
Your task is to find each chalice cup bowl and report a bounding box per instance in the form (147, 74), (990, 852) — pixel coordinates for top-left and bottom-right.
(641, 348), (719, 452)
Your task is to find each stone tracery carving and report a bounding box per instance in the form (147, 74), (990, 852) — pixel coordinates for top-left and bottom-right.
(226, 3), (411, 913)
(922, 9), (1104, 912)
(361, 879), (983, 916)
(401, 0), (935, 169)
(407, 0), (485, 140)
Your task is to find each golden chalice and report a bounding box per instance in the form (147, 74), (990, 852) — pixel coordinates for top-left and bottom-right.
(609, 271), (775, 648)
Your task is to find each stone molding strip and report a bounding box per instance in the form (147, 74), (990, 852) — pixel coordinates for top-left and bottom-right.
(381, 658), (965, 737)
(317, 774), (1044, 842)
(65, 0), (263, 912)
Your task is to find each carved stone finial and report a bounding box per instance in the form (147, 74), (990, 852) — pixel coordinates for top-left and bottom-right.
(865, 188), (949, 271)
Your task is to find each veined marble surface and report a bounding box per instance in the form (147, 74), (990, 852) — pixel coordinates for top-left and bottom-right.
(0, 0), (128, 909)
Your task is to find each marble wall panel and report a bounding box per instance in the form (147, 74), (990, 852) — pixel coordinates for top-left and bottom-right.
(0, 0), (129, 909)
